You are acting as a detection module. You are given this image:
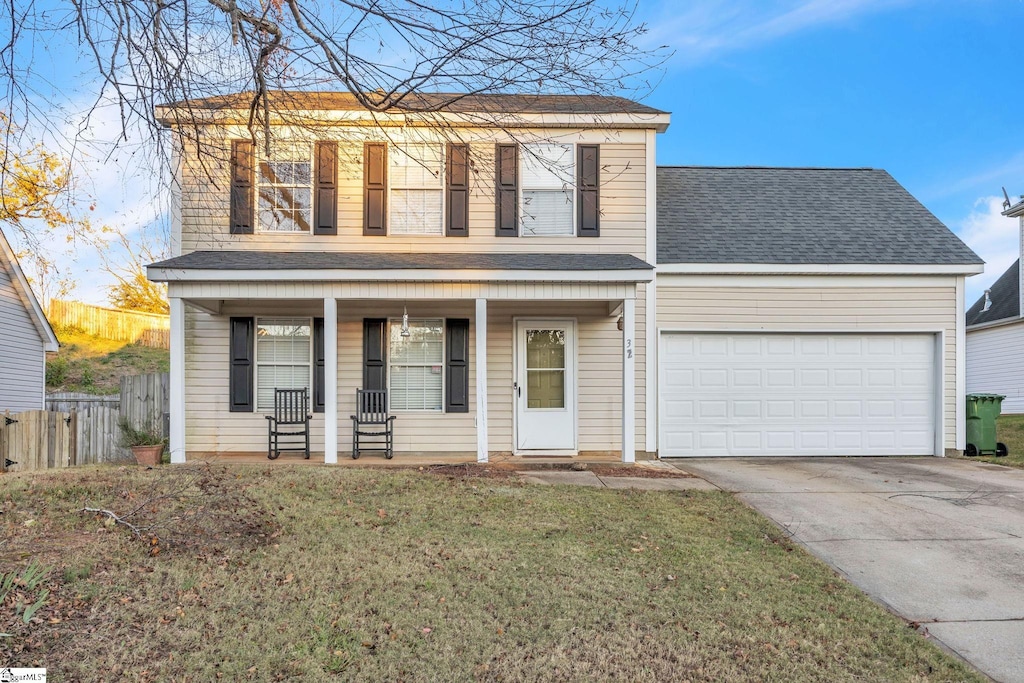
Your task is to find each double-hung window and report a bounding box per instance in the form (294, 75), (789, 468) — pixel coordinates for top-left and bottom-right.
(390, 144), (444, 235)
(255, 317), (312, 411)
(257, 145), (313, 232)
(521, 143), (574, 236)
(388, 319), (444, 411)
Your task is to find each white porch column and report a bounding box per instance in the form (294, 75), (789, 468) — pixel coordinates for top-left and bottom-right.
(622, 298), (636, 463)
(324, 297), (339, 464)
(168, 296), (186, 464)
(475, 298), (489, 463)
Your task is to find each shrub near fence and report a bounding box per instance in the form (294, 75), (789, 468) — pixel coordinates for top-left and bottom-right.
(47, 299), (170, 349)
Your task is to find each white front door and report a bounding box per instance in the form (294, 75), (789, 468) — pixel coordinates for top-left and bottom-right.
(515, 320), (576, 451)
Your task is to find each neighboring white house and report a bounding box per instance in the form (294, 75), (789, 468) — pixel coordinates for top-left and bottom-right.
(965, 197), (1024, 413)
(0, 226), (59, 413)
(148, 92), (982, 462)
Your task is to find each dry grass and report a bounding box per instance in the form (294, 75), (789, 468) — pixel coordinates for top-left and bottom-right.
(969, 414), (1024, 468)
(0, 465), (981, 682)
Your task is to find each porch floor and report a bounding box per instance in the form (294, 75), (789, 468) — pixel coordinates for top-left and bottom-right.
(186, 452), (652, 467)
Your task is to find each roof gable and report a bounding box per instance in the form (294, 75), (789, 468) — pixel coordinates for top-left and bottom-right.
(0, 228), (59, 352)
(656, 166), (982, 267)
(967, 259), (1020, 327)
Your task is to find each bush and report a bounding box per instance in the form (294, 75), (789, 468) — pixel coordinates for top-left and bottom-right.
(46, 355), (69, 386)
(118, 417), (166, 448)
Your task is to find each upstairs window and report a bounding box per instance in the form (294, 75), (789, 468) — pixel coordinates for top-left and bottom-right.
(520, 143), (574, 236)
(257, 145), (313, 232)
(390, 144), (444, 235)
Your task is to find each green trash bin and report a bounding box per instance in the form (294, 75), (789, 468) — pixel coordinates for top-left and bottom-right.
(965, 394), (1009, 457)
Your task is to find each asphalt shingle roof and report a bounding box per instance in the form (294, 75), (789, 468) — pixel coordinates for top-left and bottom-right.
(657, 167), (982, 265)
(148, 251), (652, 273)
(966, 259), (1020, 326)
(159, 91), (666, 116)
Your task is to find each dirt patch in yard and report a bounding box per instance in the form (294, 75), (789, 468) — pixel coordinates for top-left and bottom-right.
(587, 465), (694, 479)
(419, 462), (692, 480)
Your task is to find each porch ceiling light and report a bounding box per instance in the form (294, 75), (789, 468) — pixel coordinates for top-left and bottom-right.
(401, 305), (411, 337)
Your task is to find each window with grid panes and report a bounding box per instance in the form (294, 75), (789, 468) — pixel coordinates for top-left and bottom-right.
(390, 144), (444, 235)
(521, 143), (574, 236)
(257, 144), (312, 232)
(255, 318), (312, 410)
(388, 319), (444, 410)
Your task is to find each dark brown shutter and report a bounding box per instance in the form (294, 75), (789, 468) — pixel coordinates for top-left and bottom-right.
(313, 318), (326, 413)
(363, 318), (387, 390)
(445, 319), (470, 413)
(577, 144), (600, 237)
(363, 143), (387, 236)
(314, 142), (338, 235)
(446, 143), (470, 237)
(230, 140), (254, 234)
(495, 144), (518, 237)
(229, 317), (254, 412)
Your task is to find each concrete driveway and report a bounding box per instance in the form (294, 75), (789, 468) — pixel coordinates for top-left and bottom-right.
(675, 457), (1024, 683)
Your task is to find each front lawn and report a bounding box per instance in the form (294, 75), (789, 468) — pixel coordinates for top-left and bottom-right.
(0, 465), (979, 681)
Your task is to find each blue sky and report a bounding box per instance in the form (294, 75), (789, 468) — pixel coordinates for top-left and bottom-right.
(16, 0), (1024, 307)
(642, 0), (1024, 304)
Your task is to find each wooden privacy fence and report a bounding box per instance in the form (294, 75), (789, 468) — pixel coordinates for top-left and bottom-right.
(0, 411), (73, 473)
(120, 372), (170, 438)
(10, 372), (172, 471)
(47, 299), (170, 349)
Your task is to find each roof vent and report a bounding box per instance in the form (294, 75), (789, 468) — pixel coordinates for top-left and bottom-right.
(982, 289), (992, 312)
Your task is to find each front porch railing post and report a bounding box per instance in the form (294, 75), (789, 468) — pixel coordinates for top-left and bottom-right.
(324, 297), (338, 464)
(622, 298), (636, 463)
(476, 298), (489, 463)
(169, 296), (186, 464)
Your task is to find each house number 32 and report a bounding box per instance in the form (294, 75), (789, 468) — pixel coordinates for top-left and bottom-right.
(625, 338), (633, 359)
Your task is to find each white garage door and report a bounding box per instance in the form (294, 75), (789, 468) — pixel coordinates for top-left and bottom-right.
(659, 333), (937, 457)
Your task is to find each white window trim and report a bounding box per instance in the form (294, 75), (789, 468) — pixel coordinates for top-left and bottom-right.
(254, 316), (314, 412)
(519, 142), (576, 238)
(387, 143), (446, 237)
(387, 317), (446, 413)
(256, 144), (314, 235)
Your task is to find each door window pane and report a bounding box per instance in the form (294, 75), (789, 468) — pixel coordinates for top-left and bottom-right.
(525, 329), (565, 408)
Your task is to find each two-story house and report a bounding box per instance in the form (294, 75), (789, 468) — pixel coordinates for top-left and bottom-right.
(149, 92), (982, 463)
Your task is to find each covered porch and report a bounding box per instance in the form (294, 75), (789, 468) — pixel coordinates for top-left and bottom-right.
(150, 252), (653, 465)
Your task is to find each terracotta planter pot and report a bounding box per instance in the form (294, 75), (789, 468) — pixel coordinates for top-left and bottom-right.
(131, 444), (164, 466)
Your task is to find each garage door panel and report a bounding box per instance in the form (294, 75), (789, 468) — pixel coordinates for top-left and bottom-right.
(660, 333), (936, 457)
(800, 400), (829, 418)
(733, 369), (762, 387)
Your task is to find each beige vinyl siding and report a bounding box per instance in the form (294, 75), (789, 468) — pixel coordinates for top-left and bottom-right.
(183, 296), (644, 456)
(184, 301), (325, 454)
(0, 259), (45, 412)
(656, 283), (958, 450)
(967, 321), (1024, 414)
(178, 132), (647, 259)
